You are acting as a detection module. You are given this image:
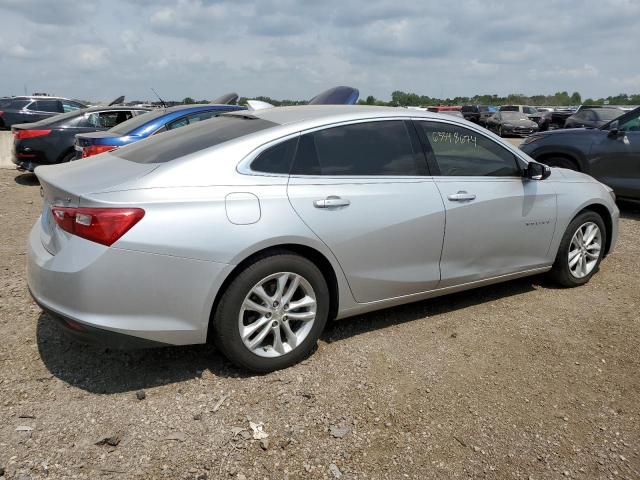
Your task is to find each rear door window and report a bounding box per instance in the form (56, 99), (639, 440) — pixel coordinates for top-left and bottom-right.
(291, 120), (427, 176)
(33, 100), (63, 113)
(416, 121), (521, 177)
(167, 117), (190, 130)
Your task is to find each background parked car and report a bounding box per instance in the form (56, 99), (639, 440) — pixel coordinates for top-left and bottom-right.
(441, 110), (465, 118)
(499, 105), (542, 124)
(0, 96), (87, 129)
(564, 107), (624, 129)
(460, 105), (493, 124)
(76, 86), (360, 158)
(75, 102), (246, 158)
(11, 105), (150, 171)
(520, 106), (640, 200)
(485, 111), (539, 137)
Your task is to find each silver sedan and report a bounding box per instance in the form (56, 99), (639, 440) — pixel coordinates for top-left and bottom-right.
(27, 106), (619, 371)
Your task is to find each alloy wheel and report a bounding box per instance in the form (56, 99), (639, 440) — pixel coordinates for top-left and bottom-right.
(568, 222), (602, 278)
(238, 272), (317, 358)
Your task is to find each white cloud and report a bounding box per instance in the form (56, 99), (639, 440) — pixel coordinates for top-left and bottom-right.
(0, 0), (638, 101)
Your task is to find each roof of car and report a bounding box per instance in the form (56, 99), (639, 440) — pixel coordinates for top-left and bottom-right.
(9, 95), (73, 101)
(228, 105), (439, 126)
(163, 103), (238, 112)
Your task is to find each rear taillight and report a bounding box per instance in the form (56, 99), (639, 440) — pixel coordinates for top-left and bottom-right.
(82, 144), (118, 158)
(13, 129), (51, 140)
(0, 111), (4, 116)
(50, 207), (145, 246)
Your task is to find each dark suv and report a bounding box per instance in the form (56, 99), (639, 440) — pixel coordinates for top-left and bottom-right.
(460, 105), (493, 125)
(0, 96), (87, 129)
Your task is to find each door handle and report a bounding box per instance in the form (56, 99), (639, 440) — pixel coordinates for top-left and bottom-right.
(313, 196), (351, 209)
(447, 191), (476, 201)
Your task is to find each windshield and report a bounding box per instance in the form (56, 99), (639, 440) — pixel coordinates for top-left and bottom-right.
(113, 115), (278, 164)
(502, 112), (529, 121)
(109, 108), (167, 135)
(524, 106), (538, 114)
(597, 109), (624, 121)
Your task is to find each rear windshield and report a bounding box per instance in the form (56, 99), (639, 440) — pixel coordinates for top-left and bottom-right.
(113, 115), (278, 164)
(109, 108), (167, 135)
(500, 105), (518, 112)
(1, 99), (31, 109)
(478, 106), (489, 112)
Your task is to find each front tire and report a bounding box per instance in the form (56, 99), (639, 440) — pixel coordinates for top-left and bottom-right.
(549, 211), (606, 287)
(211, 252), (329, 372)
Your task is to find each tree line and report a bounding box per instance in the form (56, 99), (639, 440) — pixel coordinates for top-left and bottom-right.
(155, 91), (640, 108)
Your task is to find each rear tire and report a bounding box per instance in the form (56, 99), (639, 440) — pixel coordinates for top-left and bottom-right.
(549, 211), (606, 287)
(543, 156), (579, 171)
(211, 252), (329, 372)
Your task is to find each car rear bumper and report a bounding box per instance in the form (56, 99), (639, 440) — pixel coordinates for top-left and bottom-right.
(31, 291), (168, 348)
(27, 219), (233, 348)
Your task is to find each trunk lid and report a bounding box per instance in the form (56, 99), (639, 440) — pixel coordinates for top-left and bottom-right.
(35, 156), (158, 255)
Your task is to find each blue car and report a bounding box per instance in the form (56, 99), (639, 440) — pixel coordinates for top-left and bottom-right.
(75, 94), (243, 158)
(75, 87), (359, 158)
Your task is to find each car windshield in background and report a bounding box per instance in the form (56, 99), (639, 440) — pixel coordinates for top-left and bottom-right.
(478, 106), (489, 112)
(597, 109), (624, 121)
(113, 115), (278, 164)
(502, 112), (529, 121)
(524, 106), (538, 114)
(501, 106), (518, 111)
(109, 109), (167, 135)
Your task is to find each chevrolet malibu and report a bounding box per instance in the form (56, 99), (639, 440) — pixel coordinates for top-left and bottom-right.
(28, 106), (619, 372)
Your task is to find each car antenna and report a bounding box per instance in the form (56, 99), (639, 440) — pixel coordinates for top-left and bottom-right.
(150, 87), (167, 108)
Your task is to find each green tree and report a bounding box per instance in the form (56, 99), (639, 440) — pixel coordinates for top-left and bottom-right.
(570, 92), (582, 105)
(182, 97), (195, 104)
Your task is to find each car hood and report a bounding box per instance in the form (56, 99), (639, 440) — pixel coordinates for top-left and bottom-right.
(534, 127), (603, 138)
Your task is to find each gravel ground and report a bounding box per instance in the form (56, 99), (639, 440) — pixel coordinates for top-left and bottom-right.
(1, 168), (639, 480)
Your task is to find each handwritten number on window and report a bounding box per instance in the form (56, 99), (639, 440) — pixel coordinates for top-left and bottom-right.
(431, 131), (477, 147)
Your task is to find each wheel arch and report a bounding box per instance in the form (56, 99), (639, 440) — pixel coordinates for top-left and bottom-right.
(535, 150), (584, 172)
(56, 146), (76, 163)
(206, 243), (341, 342)
(577, 203), (614, 257)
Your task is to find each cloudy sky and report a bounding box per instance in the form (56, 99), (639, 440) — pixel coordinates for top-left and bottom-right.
(0, 0), (639, 102)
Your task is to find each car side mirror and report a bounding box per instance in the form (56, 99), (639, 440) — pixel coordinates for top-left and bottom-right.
(607, 121), (624, 139)
(525, 162), (551, 180)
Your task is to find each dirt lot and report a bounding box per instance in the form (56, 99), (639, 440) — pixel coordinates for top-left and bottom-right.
(0, 168), (639, 480)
